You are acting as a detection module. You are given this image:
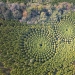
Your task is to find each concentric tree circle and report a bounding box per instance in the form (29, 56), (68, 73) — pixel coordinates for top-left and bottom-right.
(20, 27), (56, 63)
(57, 18), (75, 42)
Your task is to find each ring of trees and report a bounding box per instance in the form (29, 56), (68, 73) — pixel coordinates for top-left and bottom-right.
(55, 16), (75, 43)
(20, 28), (56, 63)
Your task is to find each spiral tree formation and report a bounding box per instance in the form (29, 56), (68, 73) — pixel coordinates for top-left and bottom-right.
(20, 27), (56, 63)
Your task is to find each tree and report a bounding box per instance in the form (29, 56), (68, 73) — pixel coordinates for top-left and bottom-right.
(3, 9), (13, 20)
(12, 10), (22, 20)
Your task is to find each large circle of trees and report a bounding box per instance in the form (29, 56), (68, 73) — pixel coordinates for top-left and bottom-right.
(20, 27), (56, 63)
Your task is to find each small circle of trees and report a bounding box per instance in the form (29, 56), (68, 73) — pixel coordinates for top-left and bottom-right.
(55, 17), (75, 43)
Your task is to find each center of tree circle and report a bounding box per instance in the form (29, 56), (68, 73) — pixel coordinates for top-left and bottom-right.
(66, 29), (68, 31)
(39, 44), (42, 46)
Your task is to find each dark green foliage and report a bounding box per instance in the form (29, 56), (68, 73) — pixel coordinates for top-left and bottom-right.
(0, 2), (7, 14)
(52, 0), (75, 5)
(1, 0), (30, 4)
(3, 10), (13, 20)
(12, 10), (22, 20)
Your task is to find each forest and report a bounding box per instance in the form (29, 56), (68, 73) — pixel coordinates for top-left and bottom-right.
(0, 0), (75, 75)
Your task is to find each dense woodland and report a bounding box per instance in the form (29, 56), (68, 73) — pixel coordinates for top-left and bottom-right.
(0, 0), (75, 75)
(1, 0), (75, 4)
(0, 0), (75, 24)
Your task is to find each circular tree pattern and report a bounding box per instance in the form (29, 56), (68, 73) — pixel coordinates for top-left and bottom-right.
(20, 27), (56, 63)
(57, 18), (75, 43)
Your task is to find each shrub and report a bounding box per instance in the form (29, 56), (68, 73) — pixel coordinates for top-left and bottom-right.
(0, 2), (7, 13)
(30, 9), (39, 18)
(3, 9), (13, 20)
(40, 12), (47, 21)
(9, 3), (20, 11)
(12, 10), (22, 20)
(37, 4), (43, 11)
(20, 3), (26, 11)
